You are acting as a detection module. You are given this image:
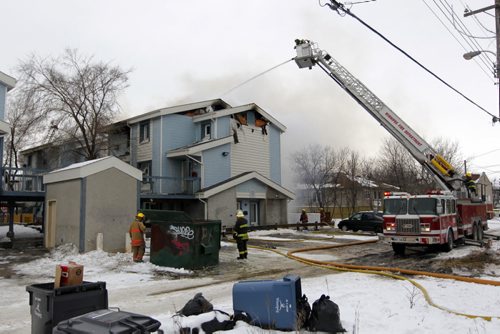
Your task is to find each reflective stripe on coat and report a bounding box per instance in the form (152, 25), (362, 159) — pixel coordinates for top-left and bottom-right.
(129, 220), (146, 246)
(234, 218), (249, 240)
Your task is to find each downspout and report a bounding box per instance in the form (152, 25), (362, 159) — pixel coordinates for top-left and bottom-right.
(198, 197), (208, 220)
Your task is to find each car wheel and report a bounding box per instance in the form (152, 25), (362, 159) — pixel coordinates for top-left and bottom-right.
(341, 225), (348, 232)
(442, 229), (454, 252)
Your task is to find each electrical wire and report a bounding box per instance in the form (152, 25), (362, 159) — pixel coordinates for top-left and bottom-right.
(440, 0), (496, 78)
(422, 0), (495, 81)
(432, 0), (495, 79)
(324, 1), (498, 122)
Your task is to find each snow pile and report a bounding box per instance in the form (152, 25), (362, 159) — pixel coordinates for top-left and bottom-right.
(0, 224), (42, 242)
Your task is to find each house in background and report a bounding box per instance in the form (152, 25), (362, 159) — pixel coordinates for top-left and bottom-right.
(22, 99), (294, 229)
(293, 173), (399, 219)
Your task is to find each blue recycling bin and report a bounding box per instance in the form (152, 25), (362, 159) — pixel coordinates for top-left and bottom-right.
(232, 274), (302, 330)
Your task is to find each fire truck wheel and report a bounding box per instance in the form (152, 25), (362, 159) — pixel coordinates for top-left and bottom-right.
(392, 243), (405, 255)
(477, 223), (484, 240)
(442, 230), (454, 252)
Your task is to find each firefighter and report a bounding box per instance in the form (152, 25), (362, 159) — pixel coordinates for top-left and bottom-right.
(464, 172), (477, 196)
(233, 210), (249, 260)
(299, 209), (309, 231)
(129, 212), (146, 262)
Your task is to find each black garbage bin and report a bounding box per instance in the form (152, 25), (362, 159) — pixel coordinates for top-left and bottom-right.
(26, 281), (108, 334)
(53, 308), (163, 333)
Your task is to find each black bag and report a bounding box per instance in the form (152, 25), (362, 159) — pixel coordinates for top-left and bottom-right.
(308, 294), (345, 333)
(179, 293), (214, 316)
(201, 317), (235, 334)
(296, 294), (311, 329)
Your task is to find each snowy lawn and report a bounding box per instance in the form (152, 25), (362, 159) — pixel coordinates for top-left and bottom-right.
(1, 219), (500, 333)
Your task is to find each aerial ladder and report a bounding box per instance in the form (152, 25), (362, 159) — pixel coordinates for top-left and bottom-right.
(293, 39), (467, 196)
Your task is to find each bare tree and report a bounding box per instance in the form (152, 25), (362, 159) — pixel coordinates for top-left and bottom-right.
(374, 138), (422, 193)
(373, 137), (464, 193)
(431, 137), (464, 174)
(344, 149), (361, 214)
(18, 49), (130, 160)
(3, 78), (49, 190)
(291, 144), (341, 210)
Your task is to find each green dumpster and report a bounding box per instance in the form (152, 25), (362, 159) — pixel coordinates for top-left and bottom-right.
(143, 210), (221, 269)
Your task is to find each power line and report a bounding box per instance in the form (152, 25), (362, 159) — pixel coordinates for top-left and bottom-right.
(323, 0), (499, 122)
(422, 0), (495, 82)
(432, 0), (495, 78)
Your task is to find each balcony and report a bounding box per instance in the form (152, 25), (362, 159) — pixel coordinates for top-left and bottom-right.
(141, 175), (201, 196)
(1, 167), (46, 193)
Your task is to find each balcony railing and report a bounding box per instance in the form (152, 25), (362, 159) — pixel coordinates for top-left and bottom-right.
(141, 176), (201, 196)
(1, 167), (46, 193)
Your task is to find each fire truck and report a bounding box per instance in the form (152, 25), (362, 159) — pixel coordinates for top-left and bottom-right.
(294, 39), (492, 254)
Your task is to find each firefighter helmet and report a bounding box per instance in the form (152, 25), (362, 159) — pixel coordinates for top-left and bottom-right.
(236, 210), (245, 218)
(136, 212), (145, 220)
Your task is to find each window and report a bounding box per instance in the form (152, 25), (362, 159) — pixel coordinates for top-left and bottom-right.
(384, 198), (407, 215)
(139, 121), (150, 143)
(409, 198), (437, 215)
(351, 213), (362, 221)
(201, 121), (211, 140)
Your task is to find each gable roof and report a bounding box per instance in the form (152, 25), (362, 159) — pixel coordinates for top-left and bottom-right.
(197, 171), (295, 199)
(0, 71), (16, 91)
(43, 156), (142, 184)
(125, 99), (231, 124)
(193, 103), (286, 132)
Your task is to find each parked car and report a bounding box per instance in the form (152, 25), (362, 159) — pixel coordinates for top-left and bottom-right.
(337, 211), (383, 233)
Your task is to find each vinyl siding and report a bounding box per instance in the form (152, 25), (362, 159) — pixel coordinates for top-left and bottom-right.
(162, 114), (196, 192)
(136, 120), (153, 163)
(163, 114), (196, 151)
(231, 126), (270, 178)
(236, 179), (267, 198)
(203, 143), (231, 187)
(269, 125), (281, 184)
(217, 117), (230, 138)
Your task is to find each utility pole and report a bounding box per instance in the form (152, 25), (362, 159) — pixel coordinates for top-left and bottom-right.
(464, 0), (500, 120)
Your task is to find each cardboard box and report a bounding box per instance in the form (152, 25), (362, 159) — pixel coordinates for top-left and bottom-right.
(55, 261), (84, 288)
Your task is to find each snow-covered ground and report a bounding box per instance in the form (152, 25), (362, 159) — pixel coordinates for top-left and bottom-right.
(1, 219), (500, 333)
(0, 224), (42, 243)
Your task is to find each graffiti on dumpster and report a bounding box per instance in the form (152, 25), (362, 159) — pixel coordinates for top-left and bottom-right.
(170, 238), (190, 255)
(169, 225), (194, 240)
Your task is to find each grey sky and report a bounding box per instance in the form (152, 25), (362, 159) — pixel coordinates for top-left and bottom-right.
(1, 0), (498, 184)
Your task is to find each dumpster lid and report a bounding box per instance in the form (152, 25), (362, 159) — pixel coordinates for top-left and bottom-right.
(141, 209), (193, 223)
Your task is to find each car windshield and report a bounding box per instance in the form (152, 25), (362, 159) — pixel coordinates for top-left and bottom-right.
(408, 198), (437, 215)
(384, 198), (407, 215)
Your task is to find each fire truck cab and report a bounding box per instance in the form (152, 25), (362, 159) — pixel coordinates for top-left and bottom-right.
(383, 191), (460, 254)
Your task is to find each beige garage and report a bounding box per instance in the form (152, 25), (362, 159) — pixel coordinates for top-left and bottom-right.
(43, 156), (142, 252)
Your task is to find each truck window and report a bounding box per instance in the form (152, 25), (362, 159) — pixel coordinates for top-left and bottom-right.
(383, 199), (407, 215)
(409, 198), (437, 215)
(446, 199), (451, 214)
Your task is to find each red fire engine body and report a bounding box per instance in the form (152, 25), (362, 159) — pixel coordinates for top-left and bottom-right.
(294, 39), (492, 254)
(383, 191), (489, 254)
